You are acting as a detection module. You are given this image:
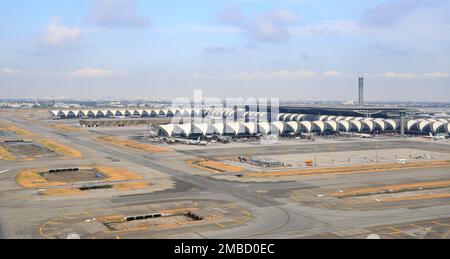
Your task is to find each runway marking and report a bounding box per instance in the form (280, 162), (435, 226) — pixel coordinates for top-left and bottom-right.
(388, 227), (403, 235)
(0, 169), (10, 174)
(432, 221), (450, 227)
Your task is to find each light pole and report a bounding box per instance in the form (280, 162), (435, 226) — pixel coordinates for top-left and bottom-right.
(376, 131), (379, 162)
(314, 136), (318, 166)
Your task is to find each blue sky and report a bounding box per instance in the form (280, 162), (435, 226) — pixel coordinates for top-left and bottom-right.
(1, 0), (449, 101)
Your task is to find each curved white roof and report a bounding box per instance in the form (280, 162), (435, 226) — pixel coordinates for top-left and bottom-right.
(149, 110), (158, 116)
(165, 109), (174, 116)
(50, 110), (59, 116)
(385, 119), (397, 130)
(336, 116), (345, 121)
(225, 122), (242, 135)
(244, 122), (257, 134)
(362, 120), (374, 132)
(277, 113), (286, 121)
(419, 120), (432, 131)
(432, 121), (446, 133)
(258, 122), (271, 134)
(175, 124), (192, 136)
(98, 110), (108, 116)
(88, 110), (98, 116)
(337, 121), (350, 132)
(159, 124), (175, 137)
(192, 123), (209, 136)
(271, 122), (285, 134)
(286, 121), (299, 133)
(350, 120), (362, 132)
(281, 114), (293, 122)
(325, 121), (338, 131)
(344, 117), (354, 121)
(373, 120), (386, 131)
(407, 120), (419, 131)
(313, 121), (326, 132)
(328, 116), (337, 121)
(210, 123), (225, 135)
(300, 121), (313, 133)
(292, 114), (306, 122)
(447, 123), (450, 134)
(437, 119), (448, 123)
(319, 115), (328, 121)
(282, 114), (292, 121)
(61, 110), (71, 116)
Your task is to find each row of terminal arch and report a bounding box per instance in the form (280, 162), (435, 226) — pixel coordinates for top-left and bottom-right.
(50, 109), (204, 119)
(406, 119), (450, 133)
(156, 119), (403, 137)
(49, 109), (450, 134)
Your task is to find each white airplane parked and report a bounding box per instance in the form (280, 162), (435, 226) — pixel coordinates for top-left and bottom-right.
(339, 132), (374, 139)
(424, 133), (447, 141)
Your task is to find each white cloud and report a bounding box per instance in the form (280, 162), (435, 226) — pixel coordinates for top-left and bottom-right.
(68, 68), (113, 78)
(425, 72), (450, 78)
(0, 68), (20, 75)
(43, 17), (81, 47)
(323, 70), (345, 77)
(379, 72), (417, 79)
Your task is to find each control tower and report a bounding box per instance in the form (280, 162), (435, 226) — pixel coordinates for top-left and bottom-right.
(358, 77), (364, 106)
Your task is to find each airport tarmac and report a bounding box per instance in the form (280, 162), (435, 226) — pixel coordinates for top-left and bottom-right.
(0, 111), (449, 239)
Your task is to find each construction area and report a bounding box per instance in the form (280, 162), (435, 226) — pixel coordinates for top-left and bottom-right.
(0, 109), (449, 239)
(38, 200), (250, 239)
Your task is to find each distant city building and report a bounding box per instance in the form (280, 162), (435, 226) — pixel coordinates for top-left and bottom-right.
(342, 100), (355, 106)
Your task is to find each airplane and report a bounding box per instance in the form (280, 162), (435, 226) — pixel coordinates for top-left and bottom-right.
(339, 132), (374, 139)
(424, 133), (447, 141)
(187, 137), (207, 146)
(173, 137), (207, 146)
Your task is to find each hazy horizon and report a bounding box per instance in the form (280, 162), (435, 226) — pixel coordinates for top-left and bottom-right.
(1, 0), (449, 101)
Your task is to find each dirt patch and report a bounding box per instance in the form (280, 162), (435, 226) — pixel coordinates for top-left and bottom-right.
(0, 121), (34, 137)
(16, 166), (148, 193)
(95, 166), (144, 182)
(50, 124), (81, 132)
(245, 160), (450, 178)
(114, 181), (151, 191)
(187, 160), (245, 173)
(1, 141), (57, 160)
(381, 193), (450, 202)
(36, 139), (81, 158)
(331, 180), (450, 198)
(41, 169), (105, 183)
(16, 170), (67, 189)
(0, 144), (15, 160)
(98, 136), (169, 153)
(101, 209), (206, 232)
